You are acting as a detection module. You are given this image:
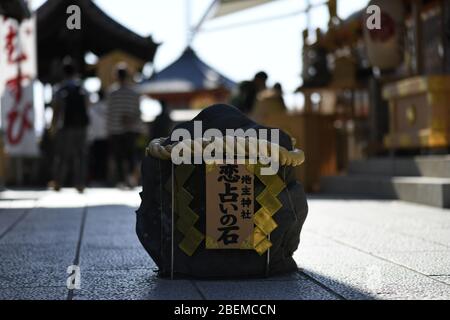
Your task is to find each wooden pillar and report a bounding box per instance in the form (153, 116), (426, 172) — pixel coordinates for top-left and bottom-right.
(303, 91), (313, 114)
(412, 0), (423, 75)
(441, 0), (449, 72)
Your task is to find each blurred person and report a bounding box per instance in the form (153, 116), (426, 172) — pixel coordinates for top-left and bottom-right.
(251, 83), (287, 125)
(149, 100), (173, 141)
(38, 104), (55, 186)
(50, 60), (89, 193)
(231, 71), (268, 114)
(107, 63), (142, 188)
(230, 81), (252, 113)
(87, 90), (109, 184)
(273, 82), (286, 107)
(252, 71), (269, 93)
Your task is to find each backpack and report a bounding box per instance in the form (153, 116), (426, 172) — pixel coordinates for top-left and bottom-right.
(59, 83), (89, 128)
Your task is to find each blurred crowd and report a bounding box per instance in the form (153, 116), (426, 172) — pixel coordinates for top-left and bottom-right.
(231, 70), (287, 121)
(43, 60), (167, 192)
(42, 60), (286, 192)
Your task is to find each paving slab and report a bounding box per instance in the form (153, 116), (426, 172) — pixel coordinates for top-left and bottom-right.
(0, 199), (82, 292)
(306, 201), (450, 253)
(0, 207), (83, 245)
(0, 243), (77, 289)
(432, 276), (450, 285)
(377, 251), (450, 276)
(0, 270), (69, 289)
(296, 245), (450, 300)
(2, 189), (450, 300)
(79, 205), (152, 272)
(0, 242), (76, 271)
(80, 247), (155, 271)
(299, 198), (450, 300)
(0, 209), (26, 237)
(0, 287), (68, 300)
(82, 205), (141, 249)
(73, 269), (202, 300)
(194, 279), (340, 300)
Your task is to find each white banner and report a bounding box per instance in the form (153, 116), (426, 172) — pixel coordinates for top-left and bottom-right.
(0, 14), (38, 157)
(1, 83), (38, 156)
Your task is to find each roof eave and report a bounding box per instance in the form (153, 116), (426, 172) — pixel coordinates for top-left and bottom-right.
(0, 0), (31, 21)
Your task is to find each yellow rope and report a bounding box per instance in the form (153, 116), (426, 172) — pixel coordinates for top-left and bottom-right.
(146, 136), (305, 256)
(146, 137), (305, 167)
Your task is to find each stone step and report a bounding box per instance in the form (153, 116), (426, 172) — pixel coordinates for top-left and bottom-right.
(320, 175), (450, 208)
(348, 156), (450, 178)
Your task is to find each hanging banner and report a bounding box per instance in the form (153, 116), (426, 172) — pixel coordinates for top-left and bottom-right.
(363, 0), (405, 70)
(0, 14), (38, 156)
(1, 82), (38, 156)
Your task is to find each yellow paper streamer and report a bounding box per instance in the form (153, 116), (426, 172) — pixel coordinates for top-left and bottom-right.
(173, 163), (285, 256)
(174, 165), (205, 256)
(246, 164), (286, 255)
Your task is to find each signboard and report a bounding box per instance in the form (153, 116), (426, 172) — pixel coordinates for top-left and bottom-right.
(1, 83), (38, 156)
(363, 0), (404, 70)
(206, 164), (254, 249)
(0, 14), (38, 156)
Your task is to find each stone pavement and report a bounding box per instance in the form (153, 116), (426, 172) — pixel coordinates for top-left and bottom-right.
(0, 188), (449, 300)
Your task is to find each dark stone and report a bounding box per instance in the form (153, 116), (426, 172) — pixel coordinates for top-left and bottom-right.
(136, 104), (308, 279)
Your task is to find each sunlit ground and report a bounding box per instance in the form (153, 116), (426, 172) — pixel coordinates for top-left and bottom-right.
(0, 188), (449, 300)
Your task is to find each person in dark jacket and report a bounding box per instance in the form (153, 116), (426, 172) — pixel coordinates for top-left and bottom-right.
(149, 100), (173, 141)
(50, 60), (89, 193)
(231, 71), (268, 114)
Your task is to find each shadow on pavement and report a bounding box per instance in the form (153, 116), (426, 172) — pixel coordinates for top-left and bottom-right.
(0, 200), (374, 300)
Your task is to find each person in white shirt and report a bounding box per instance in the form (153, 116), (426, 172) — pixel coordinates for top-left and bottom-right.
(106, 63), (142, 187)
